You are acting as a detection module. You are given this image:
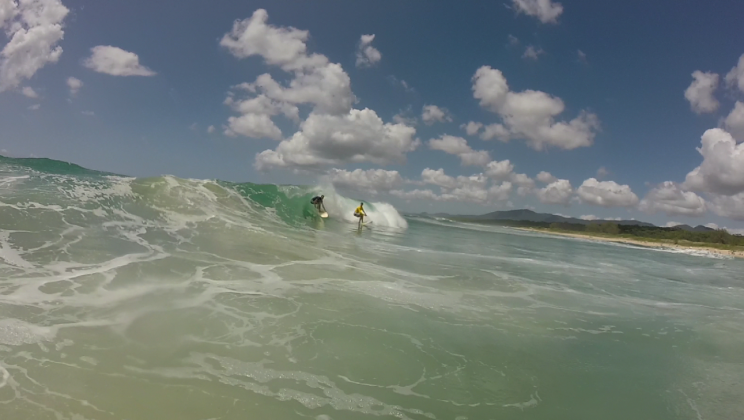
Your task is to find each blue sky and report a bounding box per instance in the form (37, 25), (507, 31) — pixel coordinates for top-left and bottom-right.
(2, 0), (744, 230)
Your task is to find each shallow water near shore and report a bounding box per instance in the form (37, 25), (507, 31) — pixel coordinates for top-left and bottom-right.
(1, 156), (744, 420)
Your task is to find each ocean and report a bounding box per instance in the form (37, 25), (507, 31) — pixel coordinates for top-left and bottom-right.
(1, 155), (743, 420)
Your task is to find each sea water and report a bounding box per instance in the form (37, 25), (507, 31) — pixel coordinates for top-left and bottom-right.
(0, 156), (743, 420)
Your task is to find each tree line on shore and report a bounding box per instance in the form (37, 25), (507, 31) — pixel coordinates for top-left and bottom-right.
(451, 218), (744, 246)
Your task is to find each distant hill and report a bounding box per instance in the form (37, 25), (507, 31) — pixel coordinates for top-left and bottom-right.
(452, 209), (656, 227)
(672, 224), (715, 232)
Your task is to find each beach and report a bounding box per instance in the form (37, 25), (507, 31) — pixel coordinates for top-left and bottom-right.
(516, 227), (744, 259)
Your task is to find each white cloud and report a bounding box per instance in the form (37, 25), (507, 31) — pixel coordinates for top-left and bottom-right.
(226, 114), (282, 140)
(388, 75), (414, 93)
(188, 123), (198, 131)
(536, 171), (557, 184)
(421, 105), (452, 125)
(207, 125), (215, 134)
(511, 0), (563, 24)
(220, 9), (356, 141)
(480, 123), (510, 142)
(684, 71), (720, 114)
(393, 107), (417, 126)
(428, 135), (491, 167)
(710, 193), (744, 221)
(725, 53), (744, 93)
(391, 188), (439, 202)
(83, 46), (156, 77)
(0, 0), (69, 92)
(536, 179), (573, 205)
(724, 101), (744, 142)
(28, 103), (40, 110)
(523, 45), (544, 60)
(255, 108), (418, 171)
(223, 92), (299, 139)
(683, 128), (744, 196)
(639, 182), (707, 217)
(577, 178), (639, 208)
(485, 159), (515, 181)
(21, 86), (37, 98)
(597, 166), (609, 179)
(580, 215), (598, 221)
(472, 66), (600, 150)
(510, 173), (536, 196)
(66, 76), (82, 95)
(578, 50), (587, 63)
(414, 167), (512, 204)
(461, 121), (483, 136)
(664, 221), (683, 228)
(355, 34), (381, 68)
(328, 168), (402, 193)
(508, 34), (520, 46)
(705, 223), (719, 230)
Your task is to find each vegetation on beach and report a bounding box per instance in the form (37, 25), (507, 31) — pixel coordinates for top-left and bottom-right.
(450, 218), (744, 251)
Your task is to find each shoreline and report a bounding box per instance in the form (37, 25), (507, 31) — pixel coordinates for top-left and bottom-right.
(514, 227), (744, 259)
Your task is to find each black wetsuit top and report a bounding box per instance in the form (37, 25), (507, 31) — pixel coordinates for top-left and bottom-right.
(311, 196), (323, 205)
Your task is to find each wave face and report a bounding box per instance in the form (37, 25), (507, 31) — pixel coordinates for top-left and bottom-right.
(1, 156), (744, 420)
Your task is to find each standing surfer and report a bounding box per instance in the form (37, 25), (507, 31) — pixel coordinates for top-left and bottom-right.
(353, 202), (366, 227)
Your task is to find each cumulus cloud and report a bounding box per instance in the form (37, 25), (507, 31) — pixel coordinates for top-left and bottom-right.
(83, 46), (156, 76)
(412, 167), (512, 204)
(596, 166), (609, 179)
(577, 178), (639, 208)
(0, 0), (69, 92)
(664, 221), (683, 228)
(536, 171), (557, 184)
(725, 53), (744, 93)
(355, 34), (381, 68)
(255, 108), (418, 171)
(536, 179), (573, 205)
(511, 0), (563, 23)
(66, 76), (82, 95)
(639, 182), (707, 217)
(580, 215), (599, 221)
(480, 123), (510, 142)
(709, 193), (744, 221)
(220, 9), (355, 141)
(684, 71), (720, 114)
(683, 128), (744, 196)
(21, 86), (37, 98)
(421, 105), (452, 125)
(461, 121), (483, 136)
(724, 101), (744, 141)
(472, 66), (600, 150)
(328, 168), (402, 193)
(484, 159), (515, 181)
(428, 135), (491, 167)
(207, 125), (215, 134)
(523, 45), (544, 60)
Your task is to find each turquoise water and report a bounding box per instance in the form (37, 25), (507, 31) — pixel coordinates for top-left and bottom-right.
(0, 156), (743, 420)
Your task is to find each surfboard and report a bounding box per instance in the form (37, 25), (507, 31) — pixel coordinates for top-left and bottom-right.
(319, 211), (328, 218)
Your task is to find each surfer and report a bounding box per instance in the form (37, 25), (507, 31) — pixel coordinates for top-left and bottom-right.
(311, 195), (326, 214)
(353, 202), (366, 227)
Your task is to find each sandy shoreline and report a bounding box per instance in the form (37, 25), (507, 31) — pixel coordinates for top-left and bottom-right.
(515, 227), (744, 259)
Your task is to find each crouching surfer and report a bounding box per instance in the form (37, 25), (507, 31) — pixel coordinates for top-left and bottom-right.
(311, 195), (327, 216)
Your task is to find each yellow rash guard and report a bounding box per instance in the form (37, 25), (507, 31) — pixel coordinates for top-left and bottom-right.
(354, 206), (365, 216)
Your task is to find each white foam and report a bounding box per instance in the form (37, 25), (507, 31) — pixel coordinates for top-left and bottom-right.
(312, 184), (408, 229)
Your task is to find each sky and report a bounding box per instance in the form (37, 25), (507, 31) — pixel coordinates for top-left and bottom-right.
(2, 0), (744, 230)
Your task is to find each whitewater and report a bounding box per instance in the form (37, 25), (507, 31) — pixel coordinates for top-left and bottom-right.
(0, 155), (743, 420)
